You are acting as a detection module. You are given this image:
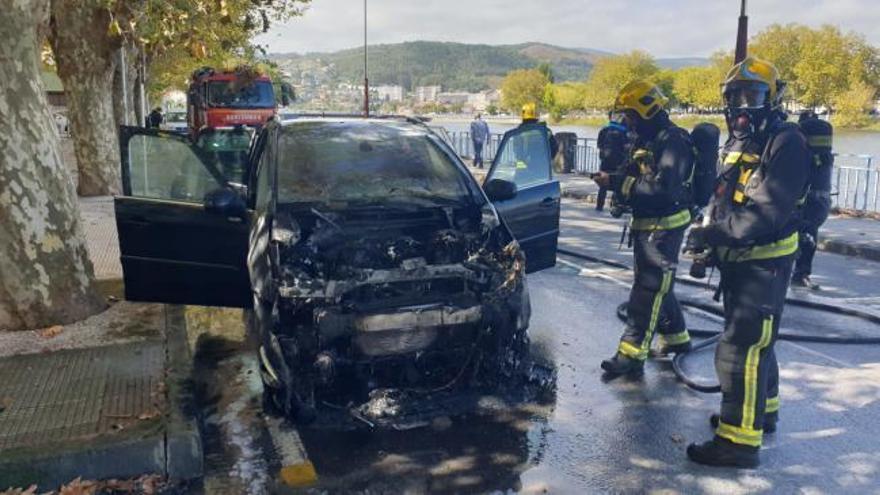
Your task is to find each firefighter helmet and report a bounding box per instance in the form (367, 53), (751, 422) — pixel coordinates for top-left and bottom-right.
(521, 102), (538, 121)
(613, 80), (668, 120)
(722, 57), (783, 110)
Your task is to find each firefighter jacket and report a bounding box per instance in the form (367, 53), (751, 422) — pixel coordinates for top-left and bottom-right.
(615, 121), (694, 231)
(704, 119), (812, 261)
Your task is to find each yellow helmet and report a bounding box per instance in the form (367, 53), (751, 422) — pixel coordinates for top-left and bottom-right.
(613, 80), (668, 120)
(722, 56), (782, 109)
(521, 102), (537, 121)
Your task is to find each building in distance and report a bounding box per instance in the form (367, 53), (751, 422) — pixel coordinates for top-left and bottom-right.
(414, 85), (442, 103)
(374, 85), (406, 102)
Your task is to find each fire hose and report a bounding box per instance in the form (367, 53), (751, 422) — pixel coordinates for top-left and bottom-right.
(558, 247), (880, 393)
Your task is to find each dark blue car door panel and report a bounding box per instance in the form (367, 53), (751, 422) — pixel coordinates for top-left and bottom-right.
(487, 123), (561, 273)
(115, 126), (252, 307)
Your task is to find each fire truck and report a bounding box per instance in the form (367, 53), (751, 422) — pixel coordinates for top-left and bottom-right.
(186, 66), (278, 138)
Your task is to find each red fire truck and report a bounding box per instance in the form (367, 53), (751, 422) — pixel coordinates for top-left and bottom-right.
(187, 66), (277, 138)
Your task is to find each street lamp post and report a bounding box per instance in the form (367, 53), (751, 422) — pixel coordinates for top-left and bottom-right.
(363, 0), (369, 117)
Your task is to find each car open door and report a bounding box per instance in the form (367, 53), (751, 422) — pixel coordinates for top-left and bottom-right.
(484, 123), (561, 273)
(115, 126), (252, 307)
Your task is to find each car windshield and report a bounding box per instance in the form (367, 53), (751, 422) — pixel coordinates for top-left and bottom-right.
(195, 128), (254, 183)
(276, 121), (470, 205)
(165, 112), (186, 123)
(207, 80), (274, 109)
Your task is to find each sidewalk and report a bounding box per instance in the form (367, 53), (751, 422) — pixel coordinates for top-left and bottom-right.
(0, 197), (201, 491)
(0, 305), (202, 490)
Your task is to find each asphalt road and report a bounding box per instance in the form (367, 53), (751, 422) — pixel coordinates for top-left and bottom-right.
(184, 203), (880, 494)
(559, 199), (880, 302)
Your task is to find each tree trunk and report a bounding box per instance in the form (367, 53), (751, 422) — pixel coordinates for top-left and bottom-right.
(0, 0), (105, 332)
(49, 0), (121, 197)
(134, 56), (146, 128)
(112, 41), (138, 129)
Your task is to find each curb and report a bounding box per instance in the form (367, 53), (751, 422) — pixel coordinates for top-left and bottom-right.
(561, 187), (880, 263)
(0, 427), (166, 490)
(819, 239), (880, 263)
(163, 306), (204, 481)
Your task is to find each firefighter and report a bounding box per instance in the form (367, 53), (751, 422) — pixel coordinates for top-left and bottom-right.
(593, 80), (694, 377)
(595, 116), (629, 212)
(685, 57), (811, 468)
(521, 102), (539, 124)
(514, 102), (558, 166)
(791, 110), (834, 290)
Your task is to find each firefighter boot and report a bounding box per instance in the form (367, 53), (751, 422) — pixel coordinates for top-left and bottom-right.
(658, 340), (692, 356)
(687, 437), (760, 468)
(791, 274), (821, 290)
(710, 413), (777, 433)
(600, 354), (644, 377)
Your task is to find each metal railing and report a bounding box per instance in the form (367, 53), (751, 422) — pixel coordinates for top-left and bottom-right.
(832, 154), (877, 212)
(448, 131), (504, 162)
(448, 130), (600, 174)
(447, 129), (878, 213)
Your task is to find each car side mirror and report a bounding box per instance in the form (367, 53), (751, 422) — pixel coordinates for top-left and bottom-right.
(204, 187), (246, 218)
(484, 178), (517, 202)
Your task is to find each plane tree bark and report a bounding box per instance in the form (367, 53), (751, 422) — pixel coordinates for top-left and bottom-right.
(48, 0), (122, 197)
(0, 0), (105, 332)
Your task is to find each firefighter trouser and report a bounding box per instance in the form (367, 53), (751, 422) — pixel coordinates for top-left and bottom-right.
(715, 254), (793, 447)
(618, 226), (689, 360)
(793, 223), (819, 278)
(794, 194), (830, 279)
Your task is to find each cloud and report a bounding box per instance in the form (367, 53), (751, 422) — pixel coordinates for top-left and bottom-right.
(256, 0), (880, 57)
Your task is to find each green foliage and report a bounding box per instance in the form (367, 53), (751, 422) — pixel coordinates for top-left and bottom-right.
(582, 51), (659, 110)
(673, 65), (724, 111)
(141, 0), (309, 97)
(500, 69), (550, 114)
(793, 26), (854, 108)
(750, 23), (809, 96)
(833, 80), (876, 128)
(750, 23), (880, 111)
(536, 62), (556, 83)
(545, 82), (588, 121)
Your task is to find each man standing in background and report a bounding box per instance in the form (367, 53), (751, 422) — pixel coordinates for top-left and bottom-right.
(470, 113), (490, 168)
(146, 107), (164, 129)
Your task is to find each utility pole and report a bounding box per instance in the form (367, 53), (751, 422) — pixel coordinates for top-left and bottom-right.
(119, 48), (130, 125)
(363, 0), (369, 117)
(734, 0), (749, 64)
(139, 46), (147, 124)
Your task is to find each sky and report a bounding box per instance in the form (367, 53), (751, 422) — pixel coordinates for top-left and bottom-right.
(257, 0), (880, 57)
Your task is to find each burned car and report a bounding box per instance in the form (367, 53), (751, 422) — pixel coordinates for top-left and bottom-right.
(114, 117), (560, 427)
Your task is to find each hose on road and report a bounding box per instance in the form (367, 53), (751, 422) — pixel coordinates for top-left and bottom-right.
(558, 248), (880, 393)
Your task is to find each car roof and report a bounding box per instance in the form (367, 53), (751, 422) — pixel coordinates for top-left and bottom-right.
(278, 114), (430, 128)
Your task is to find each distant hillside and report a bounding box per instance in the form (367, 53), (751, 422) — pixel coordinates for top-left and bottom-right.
(271, 41), (708, 92)
(657, 57), (711, 70)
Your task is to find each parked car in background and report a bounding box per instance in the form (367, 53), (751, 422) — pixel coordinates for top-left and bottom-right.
(160, 111), (188, 135)
(113, 116), (560, 428)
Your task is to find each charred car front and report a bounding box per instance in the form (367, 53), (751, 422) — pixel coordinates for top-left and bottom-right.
(114, 117), (560, 428)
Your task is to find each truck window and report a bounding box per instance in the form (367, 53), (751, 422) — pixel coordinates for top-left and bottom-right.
(207, 81), (275, 109)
